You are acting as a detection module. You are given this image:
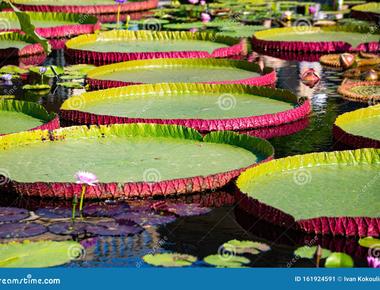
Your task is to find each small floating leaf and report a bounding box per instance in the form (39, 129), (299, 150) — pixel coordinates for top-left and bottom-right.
(0, 223), (46, 239)
(143, 253), (196, 267)
(358, 237), (380, 249)
(22, 84), (51, 91)
(0, 240), (83, 268)
(325, 252), (354, 268)
(222, 239), (270, 254)
(204, 254), (250, 268)
(294, 246), (331, 259)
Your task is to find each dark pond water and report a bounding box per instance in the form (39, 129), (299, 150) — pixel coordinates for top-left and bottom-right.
(0, 48), (371, 268)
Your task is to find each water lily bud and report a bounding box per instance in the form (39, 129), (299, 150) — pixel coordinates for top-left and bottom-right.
(339, 53), (355, 69)
(361, 69), (378, 81)
(300, 68), (320, 88)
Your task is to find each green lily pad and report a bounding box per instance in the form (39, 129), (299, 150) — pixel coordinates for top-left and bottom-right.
(325, 252), (354, 268)
(294, 246), (331, 259)
(57, 82), (84, 89)
(222, 239), (270, 254)
(358, 237), (380, 249)
(64, 64), (96, 75)
(29, 65), (64, 77)
(143, 253), (196, 267)
(0, 65), (28, 75)
(22, 84), (51, 91)
(204, 254), (250, 268)
(0, 240), (84, 268)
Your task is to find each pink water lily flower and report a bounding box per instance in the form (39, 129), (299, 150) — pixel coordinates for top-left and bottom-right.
(367, 256), (380, 268)
(201, 12), (211, 23)
(200, 0), (206, 5)
(75, 171), (99, 186)
(115, 0), (126, 4)
(188, 0), (199, 4)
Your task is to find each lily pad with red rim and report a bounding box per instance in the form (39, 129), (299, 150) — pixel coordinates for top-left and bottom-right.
(60, 83), (310, 132)
(337, 81), (380, 103)
(253, 26), (379, 53)
(86, 58), (276, 90)
(333, 104), (380, 148)
(0, 100), (59, 135)
(236, 148), (380, 237)
(0, 207), (29, 223)
(11, 0), (159, 14)
(0, 11), (100, 39)
(0, 123), (274, 199)
(65, 30), (246, 65)
(0, 222), (47, 238)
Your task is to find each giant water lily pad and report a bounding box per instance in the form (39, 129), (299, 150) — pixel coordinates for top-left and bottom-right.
(253, 26), (379, 52)
(60, 83), (310, 132)
(0, 124), (273, 199)
(11, 0), (159, 14)
(0, 207), (29, 223)
(83, 202), (129, 217)
(66, 30), (245, 65)
(352, 2), (380, 21)
(333, 105), (380, 148)
(203, 254), (250, 268)
(236, 148), (380, 236)
(0, 100), (58, 135)
(0, 240), (84, 267)
(143, 253), (197, 267)
(337, 81), (380, 102)
(0, 12), (99, 39)
(86, 58), (276, 90)
(0, 33), (45, 63)
(358, 237), (380, 248)
(0, 223), (47, 238)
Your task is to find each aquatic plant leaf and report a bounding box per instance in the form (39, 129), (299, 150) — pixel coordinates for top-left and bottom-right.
(35, 207), (73, 219)
(85, 221), (143, 236)
(0, 223), (46, 239)
(294, 246), (331, 259)
(0, 65), (28, 75)
(325, 252), (354, 268)
(83, 202), (130, 217)
(143, 253), (196, 267)
(151, 201), (211, 217)
(203, 254), (250, 268)
(48, 221), (89, 236)
(358, 237), (380, 249)
(114, 211), (176, 227)
(222, 239), (270, 254)
(0, 240), (83, 267)
(22, 84), (51, 91)
(0, 207), (29, 223)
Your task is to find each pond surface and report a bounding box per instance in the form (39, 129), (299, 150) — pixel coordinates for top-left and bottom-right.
(0, 49), (369, 268)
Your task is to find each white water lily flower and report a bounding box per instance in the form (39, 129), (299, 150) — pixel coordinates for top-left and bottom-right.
(75, 171), (99, 186)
